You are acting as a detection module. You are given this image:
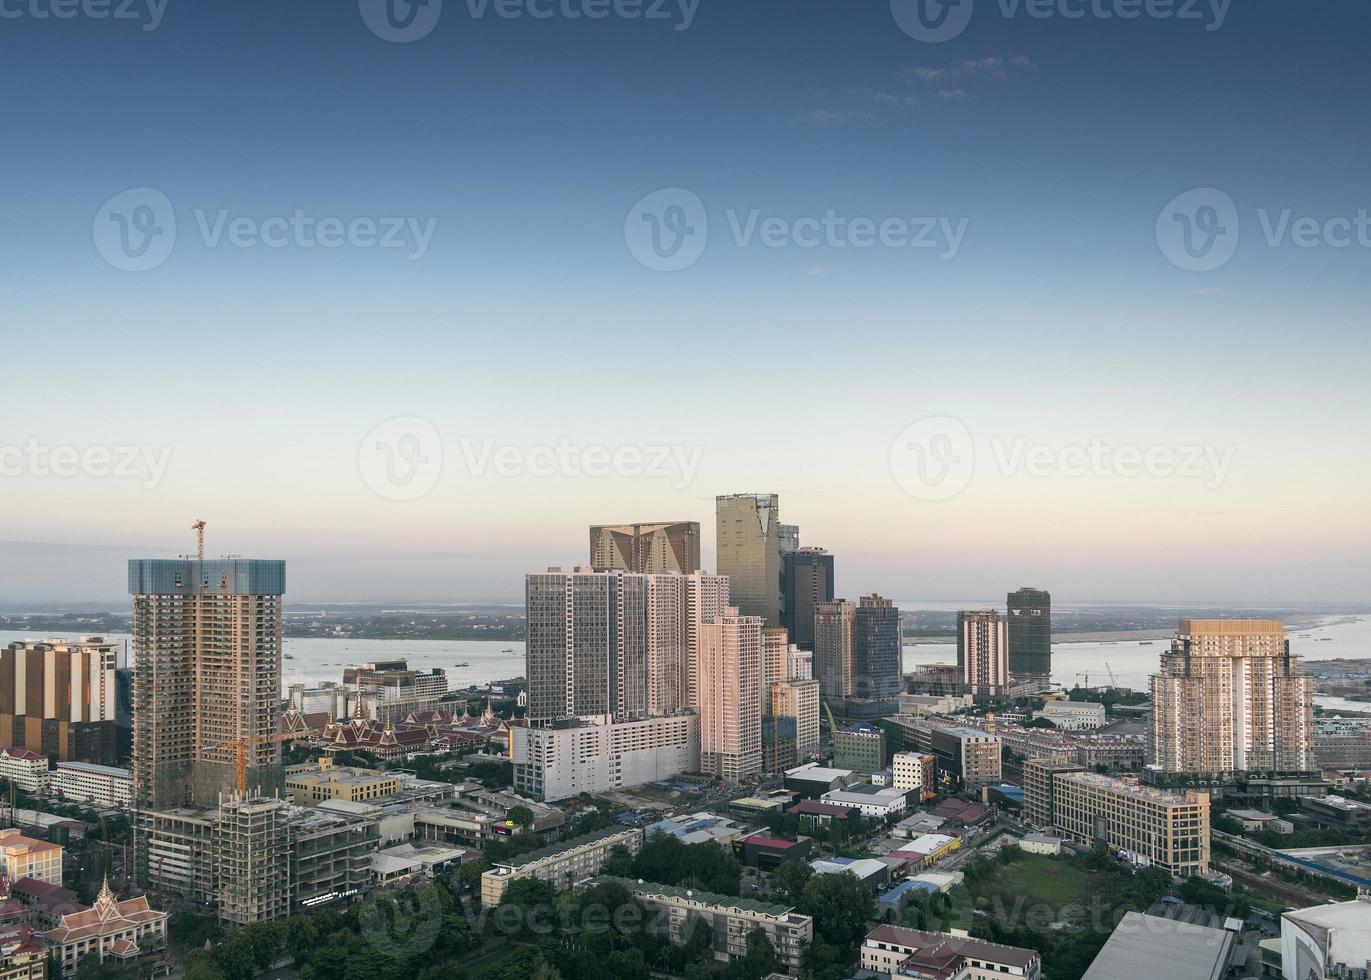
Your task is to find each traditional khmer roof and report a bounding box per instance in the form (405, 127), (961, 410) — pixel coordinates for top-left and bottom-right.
(44, 878), (167, 945)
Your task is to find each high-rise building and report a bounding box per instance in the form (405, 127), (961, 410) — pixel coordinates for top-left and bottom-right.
(762, 627), (790, 694)
(958, 610), (1009, 698)
(524, 568), (726, 723)
(589, 521), (701, 574)
(854, 594), (902, 700)
(715, 493), (783, 626)
(781, 547), (834, 651)
(1007, 588), (1051, 688)
(0, 637), (120, 763)
(778, 523), (799, 556)
(129, 557), (286, 809)
(1150, 620), (1315, 782)
(771, 676), (820, 758)
(814, 599), (856, 703)
(698, 607), (763, 782)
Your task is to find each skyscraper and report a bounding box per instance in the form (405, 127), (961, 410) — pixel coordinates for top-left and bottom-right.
(589, 521), (701, 574)
(814, 599), (856, 703)
(782, 547), (834, 651)
(0, 637), (120, 762)
(715, 493), (783, 626)
(698, 606), (763, 782)
(1007, 587), (1051, 688)
(854, 594), (902, 700)
(129, 557), (286, 809)
(1150, 620), (1314, 781)
(957, 610), (1008, 698)
(524, 568), (727, 722)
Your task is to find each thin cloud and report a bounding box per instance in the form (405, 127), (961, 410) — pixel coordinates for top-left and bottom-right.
(791, 108), (872, 127)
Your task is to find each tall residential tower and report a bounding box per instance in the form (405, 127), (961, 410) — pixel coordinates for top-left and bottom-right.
(957, 610), (1008, 698)
(589, 521), (701, 574)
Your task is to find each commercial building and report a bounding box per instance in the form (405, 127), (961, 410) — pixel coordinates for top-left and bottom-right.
(1007, 588), (1052, 689)
(715, 493), (784, 627)
(761, 715), (798, 773)
(0, 922), (46, 980)
(814, 599), (855, 704)
(861, 924), (1041, 980)
(1150, 620), (1315, 783)
(810, 856), (890, 891)
(0, 750), (48, 795)
(129, 556), (287, 810)
(1300, 794), (1371, 832)
(0, 831), (62, 886)
(0, 637), (120, 764)
(287, 683), (354, 721)
(781, 548), (833, 652)
(284, 756), (402, 804)
(834, 725), (886, 773)
(510, 714), (700, 801)
(1051, 772), (1210, 878)
(43, 879), (169, 977)
(49, 762), (131, 808)
(735, 834), (817, 871)
(1022, 759), (1084, 829)
(854, 595), (902, 701)
(958, 610), (1009, 698)
(928, 725), (1002, 790)
(1081, 911), (1232, 980)
(589, 521), (700, 574)
(1280, 898), (1371, 980)
(783, 763), (856, 798)
(1033, 700), (1106, 731)
(698, 607), (763, 783)
(891, 752), (937, 798)
(479, 826), (642, 905)
(819, 784), (909, 819)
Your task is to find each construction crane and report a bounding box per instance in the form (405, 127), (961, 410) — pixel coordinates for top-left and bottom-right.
(1075, 670), (1091, 689)
(204, 732), (298, 797)
(1104, 663), (1118, 691)
(191, 520), (206, 560)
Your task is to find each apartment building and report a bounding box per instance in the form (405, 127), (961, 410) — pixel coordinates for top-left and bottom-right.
(0, 637), (120, 763)
(861, 925), (1041, 980)
(510, 714), (700, 801)
(891, 752), (937, 797)
(1050, 771), (1209, 878)
(1151, 620), (1314, 781)
(834, 726), (886, 773)
(50, 762), (132, 808)
(0, 749), (48, 794)
(958, 610), (1009, 698)
(698, 607), (764, 782)
(771, 677), (820, 757)
(611, 877), (814, 976)
(0, 830), (62, 886)
(479, 826), (642, 905)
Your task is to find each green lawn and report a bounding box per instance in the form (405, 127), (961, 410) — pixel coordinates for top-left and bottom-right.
(956, 853), (1116, 928)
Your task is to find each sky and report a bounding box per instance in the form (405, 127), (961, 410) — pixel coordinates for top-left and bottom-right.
(0, 0), (1368, 605)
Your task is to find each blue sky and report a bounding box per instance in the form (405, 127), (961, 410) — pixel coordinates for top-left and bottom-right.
(0, 0), (1367, 603)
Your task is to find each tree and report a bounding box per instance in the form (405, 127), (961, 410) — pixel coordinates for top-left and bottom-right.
(498, 877), (559, 938)
(797, 871), (876, 949)
(599, 843), (635, 878)
(773, 859), (813, 903)
(740, 927), (780, 977)
(508, 804), (535, 827)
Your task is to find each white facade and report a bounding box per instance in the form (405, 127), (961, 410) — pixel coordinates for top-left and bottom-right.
(820, 785), (909, 818)
(51, 761), (132, 808)
(0, 748), (49, 794)
(1281, 899), (1371, 980)
(861, 925), (1040, 980)
(511, 714), (700, 801)
(1034, 700), (1107, 730)
(891, 752), (934, 793)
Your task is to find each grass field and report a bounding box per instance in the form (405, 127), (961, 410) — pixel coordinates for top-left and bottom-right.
(959, 853), (1115, 927)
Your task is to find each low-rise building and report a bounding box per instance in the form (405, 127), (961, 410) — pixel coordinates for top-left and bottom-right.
(608, 877), (813, 976)
(1280, 898), (1371, 980)
(510, 714), (699, 802)
(0, 751), (48, 796)
(1033, 701), (1107, 731)
(809, 856), (889, 891)
(646, 813), (753, 848)
(1299, 794), (1371, 833)
(43, 879), (168, 977)
(861, 924), (1041, 980)
(736, 834), (816, 870)
(480, 826), (642, 906)
(1051, 772), (1209, 878)
(1017, 833), (1063, 856)
(0, 832), (61, 887)
(783, 763), (856, 799)
(888, 833), (959, 869)
(0, 923), (46, 980)
(49, 763), (131, 809)
(284, 757), (403, 804)
(1082, 910), (1232, 980)
(820, 784), (909, 819)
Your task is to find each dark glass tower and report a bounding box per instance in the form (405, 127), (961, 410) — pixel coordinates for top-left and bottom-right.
(853, 594), (902, 700)
(781, 547), (834, 651)
(1007, 587), (1052, 687)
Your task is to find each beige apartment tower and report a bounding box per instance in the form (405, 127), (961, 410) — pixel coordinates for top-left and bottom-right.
(715, 493), (783, 626)
(129, 558), (287, 810)
(589, 521), (701, 574)
(698, 606), (764, 782)
(1150, 620), (1315, 780)
(958, 610), (1009, 698)
(814, 599), (856, 703)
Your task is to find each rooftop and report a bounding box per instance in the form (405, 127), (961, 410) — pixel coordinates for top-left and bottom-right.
(602, 876), (802, 920)
(865, 925), (1039, 969)
(53, 762), (131, 778)
(1081, 911), (1232, 980)
(502, 826), (636, 870)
